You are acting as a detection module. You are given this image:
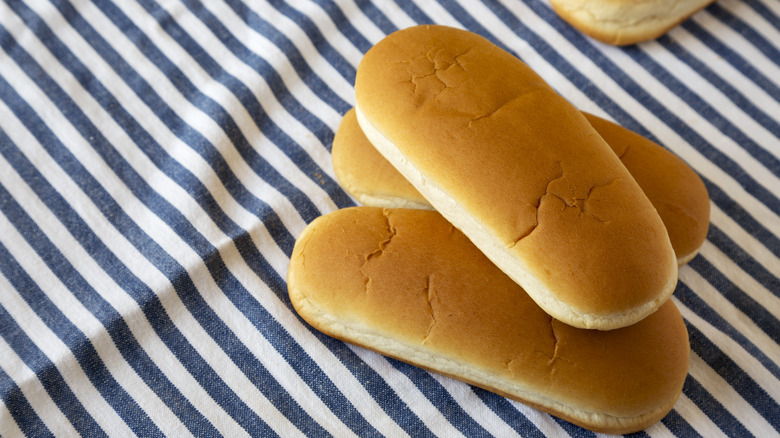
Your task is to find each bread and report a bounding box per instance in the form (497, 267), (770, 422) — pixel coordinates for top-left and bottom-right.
(583, 113), (710, 265)
(287, 207), (690, 434)
(354, 25), (678, 330)
(550, 0), (715, 45)
(333, 108), (709, 265)
(333, 108), (432, 210)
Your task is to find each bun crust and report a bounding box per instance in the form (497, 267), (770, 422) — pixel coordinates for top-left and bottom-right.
(582, 113), (710, 265)
(550, 0), (715, 45)
(333, 108), (709, 265)
(354, 25), (678, 330)
(288, 207), (690, 434)
(332, 108), (433, 210)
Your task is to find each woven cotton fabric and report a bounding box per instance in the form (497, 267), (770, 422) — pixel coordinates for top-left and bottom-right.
(0, 0), (778, 436)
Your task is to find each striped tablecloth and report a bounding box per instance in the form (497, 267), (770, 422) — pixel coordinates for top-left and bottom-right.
(1, 0), (778, 436)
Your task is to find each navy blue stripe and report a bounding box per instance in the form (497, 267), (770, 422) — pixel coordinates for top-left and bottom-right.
(680, 374), (752, 437)
(0, 366), (54, 437)
(387, 359), (491, 437)
(224, 0), (357, 101)
(9, 4), (436, 435)
(302, 0), (375, 55)
(681, 19), (780, 104)
(0, 281), (107, 438)
(706, 224), (780, 300)
(3, 7), (391, 435)
(551, 416), (597, 437)
(392, 0), (434, 26)
(742, 0), (780, 34)
(471, 388), (546, 437)
(0, 128), (220, 436)
(172, 0), (347, 145)
(40, 3), (431, 434)
(661, 408), (702, 438)
(56, 0), (327, 236)
(657, 33), (780, 163)
(0, 41), (292, 436)
(675, 282), (780, 381)
(132, 0), (352, 211)
(626, 42), (780, 179)
(680, 291), (780, 431)
(704, 179), (780, 259)
(352, 0), (399, 36)
(234, 229), (433, 437)
(0, 188), (162, 437)
(689, 254), (780, 346)
(705, 2), (780, 69)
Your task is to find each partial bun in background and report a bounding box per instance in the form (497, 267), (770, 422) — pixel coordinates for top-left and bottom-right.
(354, 25), (678, 330)
(288, 207), (690, 434)
(550, 0), (715, 45)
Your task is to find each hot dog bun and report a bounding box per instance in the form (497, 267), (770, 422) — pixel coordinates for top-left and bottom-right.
(333, 108), (709, 265)
(550, 0), (715, 45)
(287, 207), (690, 434)
(354, 25), (678, 330)
(584, 113), (710, 265)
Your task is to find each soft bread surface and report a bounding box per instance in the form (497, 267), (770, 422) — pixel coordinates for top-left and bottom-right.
(354, 25), (678, 330)
(333, 108), (432, 210)
(550, 0), (715, 45)
(333, 108), (709, 265)
(288, 207), (690, 434)
(583, 113), (710, 265)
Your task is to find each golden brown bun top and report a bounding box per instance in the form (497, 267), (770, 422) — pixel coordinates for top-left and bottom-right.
(583, 113), (710, 264)
(333, 107), (709, 265)
(288, 207), (690, 433)
(355, 25), (677, 328)
(332, 108), (430, 209)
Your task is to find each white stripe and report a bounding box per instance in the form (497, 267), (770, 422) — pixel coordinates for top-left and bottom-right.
(0, 332), (79, 437)
(710, 204), (780, 280)
(676, 296), (780, 404)
(70, 0), (327, 232)
(0, 402), (26, 438)
(0, 9), (403, 435)
(504, 398), (574, 437)
(690, 8), (780, 91)
(429, 373), (523, 437)
(349, 346), (462, 437)
(696, 241), (780, 321)
(641, 420), (675, 438)
(640, 38), (780, 163)
(0, 248), (135, 436)
(0, 93), (252, 437)
(143, 0), (348, 161)
(688, 351), (777, 437)
(717, 0), (780, 71)
(354, 0), (418, 32)
(0, 173), (193, 437)
(679, 266), (780, 374)
(672, 393), (728, 438)
(671, 26), (780, 139)
(268, 0), (369, 71)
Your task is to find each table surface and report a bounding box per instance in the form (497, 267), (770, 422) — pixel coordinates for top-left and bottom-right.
(0, 0), (778, 436)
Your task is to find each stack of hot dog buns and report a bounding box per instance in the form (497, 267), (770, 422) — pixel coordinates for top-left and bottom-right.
(288, 25), (709, 433)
